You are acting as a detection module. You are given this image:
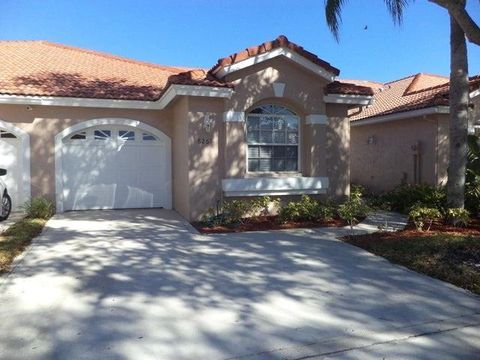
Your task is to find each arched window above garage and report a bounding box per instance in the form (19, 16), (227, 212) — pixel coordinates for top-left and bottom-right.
(64, 127), (160, 143)
(0, 130), (17, 138)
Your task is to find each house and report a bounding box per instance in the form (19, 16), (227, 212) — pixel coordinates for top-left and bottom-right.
(349, 73), (480, 192)
(0, 36), (374, 220)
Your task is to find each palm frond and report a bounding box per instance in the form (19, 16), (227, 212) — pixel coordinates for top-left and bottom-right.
(325, 0), (348, 42)
(384, 0), (409, 25)
(325, 0), (411, 41)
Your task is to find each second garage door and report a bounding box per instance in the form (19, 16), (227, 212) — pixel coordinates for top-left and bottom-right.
(61, 126), (171, 211)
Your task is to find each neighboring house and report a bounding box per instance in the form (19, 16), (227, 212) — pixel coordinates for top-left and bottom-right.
(0, 36), (373, 220)
(349, 73), (480, 192)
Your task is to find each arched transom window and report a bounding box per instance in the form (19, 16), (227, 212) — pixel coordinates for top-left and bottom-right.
(246, 104), (299, 172)
(64, 126), (160, 143)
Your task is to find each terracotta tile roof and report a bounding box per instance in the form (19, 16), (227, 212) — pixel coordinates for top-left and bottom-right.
(167, 69), (233, 88)
(325, 81), (374, 96)
(350, 73), (480, 122)
(209, 35), (340, 77)
(0, 40), (227, 101)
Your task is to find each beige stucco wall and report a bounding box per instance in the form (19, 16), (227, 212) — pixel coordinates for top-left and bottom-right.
(350, 114), (449, 192)
(0, 56), (352, 221)
(326, 105), (350, 198)
(0, 104), (173, 205)
(172, 97), (190, 218)
(186, 97), (224, 220)
(222, 57), (332, 182)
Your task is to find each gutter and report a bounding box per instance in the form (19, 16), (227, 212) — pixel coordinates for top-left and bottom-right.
(0, 84), (234, 110)
(350, 106), (450, 127)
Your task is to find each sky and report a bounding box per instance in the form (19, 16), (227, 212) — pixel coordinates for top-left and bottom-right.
(0, 0), (479, 83)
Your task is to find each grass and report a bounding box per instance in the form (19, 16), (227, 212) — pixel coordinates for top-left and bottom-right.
(0, 218), (47, 273)
(344, 231), (480, 295)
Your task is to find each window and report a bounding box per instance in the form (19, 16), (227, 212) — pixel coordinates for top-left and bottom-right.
(69, 131), (86, 140)
(0, 130), (17, 139)
(246, 105), (299, 172)
(119, 130), (135, 141)
(94, 130), (112, 140)
(142, 133), (158, 141)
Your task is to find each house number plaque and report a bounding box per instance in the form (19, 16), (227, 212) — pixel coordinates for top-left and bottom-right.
(197, 138), (212, 145)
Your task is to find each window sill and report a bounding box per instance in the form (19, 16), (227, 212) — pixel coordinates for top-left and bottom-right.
(222, 176), (329, 197)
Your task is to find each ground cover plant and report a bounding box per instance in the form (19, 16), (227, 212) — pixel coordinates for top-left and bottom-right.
(0, 197), (53, 273)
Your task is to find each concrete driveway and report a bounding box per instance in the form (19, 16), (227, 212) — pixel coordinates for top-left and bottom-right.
(0, 209), (479, 359)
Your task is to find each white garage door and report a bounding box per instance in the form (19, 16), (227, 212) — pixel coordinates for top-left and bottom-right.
(61, 126), (171, 211)
(0, 130), (23, 210)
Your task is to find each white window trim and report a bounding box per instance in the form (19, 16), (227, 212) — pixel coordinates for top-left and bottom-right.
(212, 47), (336, 82)
(222, 177), (329, 197)
(55, 118), (172, 213)
(223, 110), (245, 123)
(245, 110), (301, 174)
(0, 85), (233, 110)
(0, 119), (31, 208)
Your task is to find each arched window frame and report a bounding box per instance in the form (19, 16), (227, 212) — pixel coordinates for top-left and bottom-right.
(246, 104), (300, 173)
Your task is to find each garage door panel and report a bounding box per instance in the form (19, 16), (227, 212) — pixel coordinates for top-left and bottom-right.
(0, 137), (22, 209)
(61, 126), (170, 211)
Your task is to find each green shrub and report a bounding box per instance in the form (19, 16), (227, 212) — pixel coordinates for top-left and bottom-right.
(316, 203), (335, 221)
(251, 196), (280, 216)
(446, 208), (470, 227)
(338, 198), (369, 229)
(409, 206), (442, 231)
(21, 197), (54, 219)
(365, 193), (392, 211)
(199, 207), (224, 228)
(222, 199), (250, 224)
(278, 195), (335, 222)
(350, 184), (365, 202)
(465, 135), (480, 216)
(383, 184), (446, 214)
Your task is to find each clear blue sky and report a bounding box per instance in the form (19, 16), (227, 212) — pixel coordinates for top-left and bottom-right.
(1, 0), (479, 83)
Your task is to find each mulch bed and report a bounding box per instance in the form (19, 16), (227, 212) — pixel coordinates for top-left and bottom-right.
(341, 217), (480, 295)
(344, 218), (480, 245)
(403, 217), (480, 236)
(192, 215), (345, 234)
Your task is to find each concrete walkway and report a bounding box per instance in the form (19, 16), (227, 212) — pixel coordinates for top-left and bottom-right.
(0, 209), (478, 359)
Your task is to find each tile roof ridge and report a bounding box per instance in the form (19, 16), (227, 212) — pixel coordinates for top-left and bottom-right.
(384, 73), (418, 85)
(418, 72), (449, 79)
(209, 35), (340, 77)
(38, 40), (191, 73)
(340, 78), (385, 85)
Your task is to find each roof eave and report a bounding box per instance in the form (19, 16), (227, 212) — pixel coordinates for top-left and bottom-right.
(350, 106), (450, 127)
(324, 93), (373, 105)
(0, 84), (234, 110)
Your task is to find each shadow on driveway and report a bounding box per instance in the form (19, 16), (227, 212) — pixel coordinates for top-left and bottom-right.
(0, 209), (479, 359)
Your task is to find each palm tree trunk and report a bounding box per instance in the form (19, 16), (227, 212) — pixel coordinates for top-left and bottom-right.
(447, 14), (469, 208)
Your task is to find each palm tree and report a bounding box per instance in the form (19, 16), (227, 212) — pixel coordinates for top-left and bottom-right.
(324, 0), (480, 208)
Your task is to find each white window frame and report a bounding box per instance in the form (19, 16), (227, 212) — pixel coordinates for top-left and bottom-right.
(246, 105), (301, 174)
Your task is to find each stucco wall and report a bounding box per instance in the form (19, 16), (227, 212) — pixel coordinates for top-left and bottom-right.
(221, 57), (333, 180)
(326, 105), (350, 198)
(172, 97), (190, 218)
(0, 56), (352, 221)
(186, 97), (224, 220)
(0, 104), (172, 204)
(350, 114), (448, 192)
